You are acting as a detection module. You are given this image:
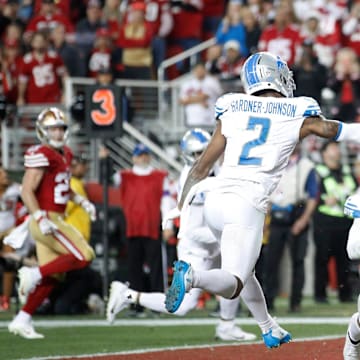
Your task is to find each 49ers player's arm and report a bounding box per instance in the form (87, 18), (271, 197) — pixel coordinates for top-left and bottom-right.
(178, 121), (226, 210)
(300, 116), (360, 141)
(21, 167), (45, 214)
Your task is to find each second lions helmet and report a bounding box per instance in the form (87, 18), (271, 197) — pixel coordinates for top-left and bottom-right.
(180, 128), (211, 165)
(241, 52), (296, 98)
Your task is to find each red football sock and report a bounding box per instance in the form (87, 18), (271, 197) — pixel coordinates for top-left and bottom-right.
(22, 277), (58, 315)
(39, 254), (90, 277)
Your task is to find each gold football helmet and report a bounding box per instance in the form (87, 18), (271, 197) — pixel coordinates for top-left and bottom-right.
(36, 107), (69, 148)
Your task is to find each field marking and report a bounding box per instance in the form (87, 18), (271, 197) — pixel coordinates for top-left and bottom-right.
(0, 317), (351, 328)
(18, 334), (346, 360)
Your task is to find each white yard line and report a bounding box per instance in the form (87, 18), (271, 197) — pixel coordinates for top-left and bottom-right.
(0, 317), (351, 328)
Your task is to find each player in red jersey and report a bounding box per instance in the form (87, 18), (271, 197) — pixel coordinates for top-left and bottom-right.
(17, 32), (68, 105)
(8, 108), (96, 339)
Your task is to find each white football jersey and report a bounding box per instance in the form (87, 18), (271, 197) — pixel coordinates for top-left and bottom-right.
(214, 93), (321, 212)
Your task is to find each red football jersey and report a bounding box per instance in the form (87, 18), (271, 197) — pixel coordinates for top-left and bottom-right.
(258, 24), (301, 66)
(124, 0), (172, 36)
(24, 144), (73, 213)
(25, 13), (75, 36)
(18, 51), (66, 104)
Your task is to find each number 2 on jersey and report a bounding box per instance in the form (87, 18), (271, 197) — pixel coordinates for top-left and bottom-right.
(238, 116), (270, 165)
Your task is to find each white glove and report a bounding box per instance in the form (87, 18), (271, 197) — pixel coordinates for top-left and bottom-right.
(74, 194), (96, 221)
(33, 210), (58, 235)
(162, 207), (181, 230)
(81, 199), (97, 221)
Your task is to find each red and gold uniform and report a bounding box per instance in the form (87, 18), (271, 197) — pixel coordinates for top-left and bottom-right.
(24, 144), (94, 264)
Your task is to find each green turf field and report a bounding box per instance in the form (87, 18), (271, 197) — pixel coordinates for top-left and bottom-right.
(0, 295), (355, 360)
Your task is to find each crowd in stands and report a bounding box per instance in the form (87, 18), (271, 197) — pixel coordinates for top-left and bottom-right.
(0, 0), (358, 115)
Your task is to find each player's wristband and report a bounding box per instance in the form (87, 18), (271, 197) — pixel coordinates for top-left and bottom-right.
(32, 209), (45, 222)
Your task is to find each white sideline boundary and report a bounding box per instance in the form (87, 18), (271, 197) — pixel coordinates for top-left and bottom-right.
(0, 316), (351, 328)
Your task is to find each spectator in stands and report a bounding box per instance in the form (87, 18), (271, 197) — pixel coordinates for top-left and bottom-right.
(292, 39), (328, 105)
(1, 0), (25, 28)
(202, 0), (225, 41)
(3, 22), (24, 47)
(0, 167), (21, 312)
(343, 2), (360, 58)
(1, 38), (22, 104)
(24, 0), (75, 44)
(216, 40), (245, 81)
(241, 6), (261, 55)
(168, 0), (203, 52)
(179, 61), (223, 128)
(88, 28), (113, 78)
(102, 0), (124, 42)
(50, 24), (81, 77)
(17, 31), (68, 105)
(313, 141), (357, 304)
(215, 0), (248, 57)
(327, 47), (360, 124)
(258, 5), (301, 67)
(299, 10), (340, 69)
(112, 143), (174, 317)
(144, 0), (173, 72)
(76, 0), (107, 77)
(117, 1), (153, 80)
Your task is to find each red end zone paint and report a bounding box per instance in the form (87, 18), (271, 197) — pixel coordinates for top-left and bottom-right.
(61, 338), (344, 360)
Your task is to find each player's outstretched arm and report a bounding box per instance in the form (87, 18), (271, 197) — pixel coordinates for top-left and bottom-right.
(178, 122), (226, 210)
(300, 116), (360, 143)
(299, 116), (339, 140)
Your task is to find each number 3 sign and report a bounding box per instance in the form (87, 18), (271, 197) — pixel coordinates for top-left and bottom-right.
(85, 85), (123, 138)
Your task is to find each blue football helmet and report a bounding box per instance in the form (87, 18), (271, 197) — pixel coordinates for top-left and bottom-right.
(180, 128), (211, 165)
(241, 52), (296, 98)
(344, 194), (360, 219)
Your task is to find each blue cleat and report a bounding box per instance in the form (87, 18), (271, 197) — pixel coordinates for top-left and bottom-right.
(165, 260), (192, 313)
(262, 327), (292, 349)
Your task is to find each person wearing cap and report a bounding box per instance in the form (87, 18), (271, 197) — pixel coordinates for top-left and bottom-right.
(112, 143), (175, 317)
(216, 40), (245, 82)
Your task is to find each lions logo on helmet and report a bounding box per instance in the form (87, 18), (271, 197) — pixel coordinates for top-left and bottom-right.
(241, 52), (296, 98)
(36, 107), (69, 149)
(180, 128), (211, 165)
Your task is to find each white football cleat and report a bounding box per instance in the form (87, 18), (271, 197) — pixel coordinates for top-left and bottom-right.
(106, 281), (131, 324)
(8, 318), (44, 339)
(215, 323), (256, 341)
(344, 313), (360, 360)
(17, 266), (41, 304)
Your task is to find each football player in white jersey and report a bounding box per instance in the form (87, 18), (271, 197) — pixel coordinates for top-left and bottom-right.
(165, 51), (360, 349)
(343, 194), (360, 359)
(107, 128), (256, 342)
